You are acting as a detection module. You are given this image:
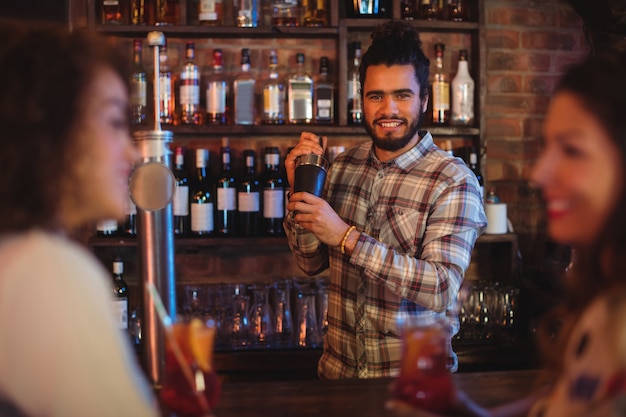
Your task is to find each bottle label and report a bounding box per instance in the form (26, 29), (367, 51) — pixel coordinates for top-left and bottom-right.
(180, 68), (200, 106)
(234, 80), (256, 124)
(180, 84), (200, 106)
(238, 191), (260, 212)
(206, 81), (227, 113)
(199, 0), (218, 20)
(432, 81), (450, 111)
(289, 82), (313, 120)
(217, 188), (237, 211)
(103, 0), (119, 5)
(191, 202), (214, 232)
(113, 298), (128, 330)
(97, 219), (118, 233)
(130, 80), (147, 107)
(452, 83), (474, 123)
(264, 85), (282, 114)
(159, 73), (172, 101)
(173, 185), (189, 216)
(263, 189), (284, 218)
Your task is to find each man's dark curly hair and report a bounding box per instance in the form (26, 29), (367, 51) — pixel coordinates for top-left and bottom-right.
(359, 20), (430, 101)
(0, 18), (130, 233)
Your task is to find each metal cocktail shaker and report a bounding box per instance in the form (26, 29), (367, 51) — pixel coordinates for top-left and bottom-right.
(293, 153), (329, 197)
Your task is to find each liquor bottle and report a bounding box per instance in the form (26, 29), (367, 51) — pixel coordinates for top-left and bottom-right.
(190, 148), (214, 236)
(432, 43), (450, 125)
(179, 42), (201, 125)
(112, 258), (129, 331)
(130, 0), (146, 24)
(173, 146), (190, 236)
(155, 0), (179, 25)
(347, 41), (362, 125)
(401, 0), (416, 19)
(468, 147), (484, 199)
(261, 50), (286, 125)
(287, 52), (314, 124)
(205, 49), (229, 125)
(451, 49), (474, 126)
(130, 39), (148, 126)
(271, 0), (299, 26)
(302, 0), (327, 27)
(216, 138), (237, 236)
(238, 149), (261, 237)
(233, 48), (256, 125)
(198, 0), (223, 25)
(159, 43), (176, 125)
(262, 146), (285, 236)
(419, 0), (438, 20)
(234, 0), (259, 27)
(96, 219), (118, 237)
(101, 0), (123, 24)
(446, 0), (467, 21)
(314, 56), (334, 124)
(122, 193), (137, 236)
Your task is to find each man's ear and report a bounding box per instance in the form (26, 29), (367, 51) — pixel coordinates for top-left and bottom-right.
(421, 93), (429, 114)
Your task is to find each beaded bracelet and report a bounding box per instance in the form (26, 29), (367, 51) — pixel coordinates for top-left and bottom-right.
(340, 225), (356, 254)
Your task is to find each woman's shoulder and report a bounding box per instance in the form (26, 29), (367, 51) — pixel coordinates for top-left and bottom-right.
(0, 230), (104, 285)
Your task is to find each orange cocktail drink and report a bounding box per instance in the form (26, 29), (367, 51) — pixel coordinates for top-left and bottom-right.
(160, 319), (221, 416)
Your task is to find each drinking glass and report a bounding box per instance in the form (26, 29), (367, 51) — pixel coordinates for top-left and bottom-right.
(393, 315), (454, 413)
(272, 278), (294, 348)
(248, 282), (273, 347)
(294, 280), (321, 348)
(160, 319), (221, 417)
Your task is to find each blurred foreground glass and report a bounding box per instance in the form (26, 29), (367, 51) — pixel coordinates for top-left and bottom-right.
(393, 315), (454, 413)
(160, 320), (221, 417)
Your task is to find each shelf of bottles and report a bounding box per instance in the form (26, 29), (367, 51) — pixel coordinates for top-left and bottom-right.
(91, 0), (482, 136)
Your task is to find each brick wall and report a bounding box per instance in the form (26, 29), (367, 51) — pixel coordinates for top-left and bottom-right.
(483, 0), (589, 273)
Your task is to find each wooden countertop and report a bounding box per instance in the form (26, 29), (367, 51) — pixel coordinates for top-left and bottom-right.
(213, 369), (540, 417)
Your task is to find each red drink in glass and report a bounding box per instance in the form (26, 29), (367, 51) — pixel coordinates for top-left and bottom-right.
(394, 318), (454, 413)
(160, 320), (221, 416)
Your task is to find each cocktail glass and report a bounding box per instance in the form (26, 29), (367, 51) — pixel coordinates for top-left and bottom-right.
(160, 318), (221, 417)
(393, 315), (454, 413)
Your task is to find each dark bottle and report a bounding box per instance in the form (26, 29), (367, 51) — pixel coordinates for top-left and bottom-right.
(122, 193), (137, 236)
(130, 39), (148, 125)
(347, 41), (363, 125)
(314, 56), (334, 124)
(112, 258), (129, 331)
(173, 146), (190, 236)
(262, 146), (285, 236)
(101, 0), (124, 23)
(215, 138), (237, 236)
(190, 148), (214, 236)
(237, 149), (261, 237)
(468, 147), (484, 200)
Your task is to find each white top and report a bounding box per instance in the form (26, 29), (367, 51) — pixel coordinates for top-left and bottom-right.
(529, 290), (626, 417)
(0, 230), (158, 417)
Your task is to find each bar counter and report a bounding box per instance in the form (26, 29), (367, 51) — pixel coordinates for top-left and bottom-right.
(213, 369), (539, 417)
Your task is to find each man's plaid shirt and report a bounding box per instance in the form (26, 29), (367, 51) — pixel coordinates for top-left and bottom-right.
(284, 132), (487, 379)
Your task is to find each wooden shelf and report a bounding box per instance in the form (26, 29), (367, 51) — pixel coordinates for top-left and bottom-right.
(133, 124), (479, 137)
(89, 233), (512, 249)
(95, 24), (339, 38)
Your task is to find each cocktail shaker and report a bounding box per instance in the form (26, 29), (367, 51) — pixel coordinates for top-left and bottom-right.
(293, 136), (329, 198)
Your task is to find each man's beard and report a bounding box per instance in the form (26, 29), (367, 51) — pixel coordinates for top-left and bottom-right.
(364, 111), (424, 152)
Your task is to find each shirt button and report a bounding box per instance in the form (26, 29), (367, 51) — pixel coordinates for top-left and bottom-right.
(359, 288), (364, 294)
(378, 173), (383, 179)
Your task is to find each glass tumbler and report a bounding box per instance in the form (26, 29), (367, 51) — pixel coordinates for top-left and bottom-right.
(295, 281), (321, 348)
(248, 282), (273, 347)
(272, 279), (294, 348)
